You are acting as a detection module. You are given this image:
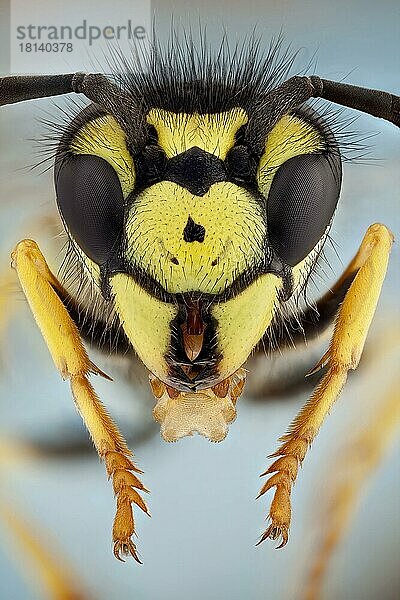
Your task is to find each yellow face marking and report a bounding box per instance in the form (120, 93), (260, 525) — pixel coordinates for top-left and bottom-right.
(70, 115), (135, 197)
(125, 180), (266, 294)
(146, 108), (248, 159)
(257, 114), (324, 197)
(212, 273), (281, 381)
(110, 273), (177, 382)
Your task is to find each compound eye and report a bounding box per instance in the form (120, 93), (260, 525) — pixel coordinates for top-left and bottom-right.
(267, 151), (342, 266)
(55, 154), (124, 265)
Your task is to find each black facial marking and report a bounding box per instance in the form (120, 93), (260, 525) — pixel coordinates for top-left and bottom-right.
(165, 146), (226, 196)
(226, 144), (251, 178)
(135, 143), (167, 186)
(183, 216), (205, 243)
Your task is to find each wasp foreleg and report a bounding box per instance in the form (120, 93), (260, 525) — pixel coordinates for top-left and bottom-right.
(257, 223), (394, 548)
(11, 239), (149, 563)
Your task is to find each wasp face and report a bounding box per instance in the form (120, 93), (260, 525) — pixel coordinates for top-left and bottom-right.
(54, 68), (342, 393)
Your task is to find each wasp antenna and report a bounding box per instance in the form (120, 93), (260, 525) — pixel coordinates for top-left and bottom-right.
(0, 72), (146, 148)
(310, 76), (400, 128)
(0, 73), (83, 106)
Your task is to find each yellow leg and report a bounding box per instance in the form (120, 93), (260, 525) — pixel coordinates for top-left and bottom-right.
(11, 239), (149, 563)
(0, 211), (68, 357)
(257, 223), (394, 548)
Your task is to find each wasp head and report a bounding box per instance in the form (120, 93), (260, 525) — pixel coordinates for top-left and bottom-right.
(53, 41), (342, 439)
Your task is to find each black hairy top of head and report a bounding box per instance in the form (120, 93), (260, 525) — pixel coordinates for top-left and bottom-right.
(107, 30), (300, 115)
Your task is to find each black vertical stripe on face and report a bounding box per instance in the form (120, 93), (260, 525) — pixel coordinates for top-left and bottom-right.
(183, 216), (206, 243)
